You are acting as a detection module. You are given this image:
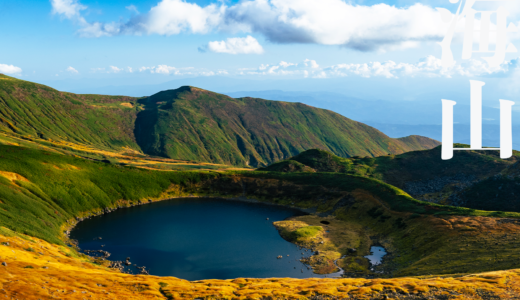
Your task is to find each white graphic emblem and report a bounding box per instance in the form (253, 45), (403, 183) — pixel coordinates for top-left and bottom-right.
(442, 80), (514, 159)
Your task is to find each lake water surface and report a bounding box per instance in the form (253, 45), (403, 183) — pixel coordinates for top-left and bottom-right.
(364, 246), (387, 266)
(71, 198), (335, 280)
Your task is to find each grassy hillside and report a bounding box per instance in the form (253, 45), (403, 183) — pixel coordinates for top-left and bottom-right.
(261, 146), (520, 211)
(3, 234), (520, 299)
(0, 74), (140, 151)
(2, 144), (520, 270)
(0, 144), (216, 244)
(2, 144), (520, 298)
(397, 134), (441, 150)
(134, 86), (440, 166)
(0, 75), (439, 167)
(259, 149), (354, 173)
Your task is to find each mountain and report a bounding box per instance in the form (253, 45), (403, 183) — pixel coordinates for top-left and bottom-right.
(0, 74), (141, 151)
(226, 90), (520, 150)
(261, 146), (520, 212)
(134, 86), (440, 166)
(0, 74), (439, 166)
(225, 89), (520, 126)
(258, 149), (352, 173)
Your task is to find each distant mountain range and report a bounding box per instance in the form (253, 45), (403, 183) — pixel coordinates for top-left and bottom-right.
(0, 74), (438, 166)
(37, 76), (520, 149)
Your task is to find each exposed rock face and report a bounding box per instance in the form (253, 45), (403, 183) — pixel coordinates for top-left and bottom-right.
(84, 250), (111, 259)
(109, 261), (124, 271)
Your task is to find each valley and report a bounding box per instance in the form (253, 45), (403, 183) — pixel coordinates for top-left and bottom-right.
(0, 75), (519, 299)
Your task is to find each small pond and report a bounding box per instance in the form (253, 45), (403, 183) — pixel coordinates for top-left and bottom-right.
(70, 198), (337, 280)
(364, 246), (387, 266)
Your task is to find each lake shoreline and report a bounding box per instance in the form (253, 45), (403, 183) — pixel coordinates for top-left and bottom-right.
(65, 195), (331, 278)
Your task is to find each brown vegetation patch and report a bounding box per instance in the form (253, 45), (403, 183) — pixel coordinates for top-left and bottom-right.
(0, 171), (29, 183)
(1, 231), (520, 300)
(444, 216), (520, 233)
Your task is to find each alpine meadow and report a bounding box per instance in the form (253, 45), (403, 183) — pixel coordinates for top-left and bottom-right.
(3, 0), (520, 297)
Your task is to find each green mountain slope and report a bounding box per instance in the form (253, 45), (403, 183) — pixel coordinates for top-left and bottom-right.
(0, 75), (439, 166)
(0, 74), (140, 151)
(134, 86), (440, 166)
(396, 135), (441, 150)
(262, 146), (520, 212)
(259, 149), (353, 173)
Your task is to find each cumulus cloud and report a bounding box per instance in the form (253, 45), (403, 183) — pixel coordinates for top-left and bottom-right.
(0, 64), (22, 75)
(223, 0), (445, 51)
(109, 66), (123, 73)
(243, 59), (322, 77)
(90, 66), (134, 73)
(66, 66), (79, 74)
(324, 56), (510, 78)
(141, 0), (223, 35)
(241, 56), (512, 78)
(74, 57), (520, 79)
(138, 64), (228, 76)
(51, 0), (448, 51)
(138, 65), (183, 75)
(203, 36), (264, 54)
(51, 0), (86, 19)
(153, 65), (178, 74)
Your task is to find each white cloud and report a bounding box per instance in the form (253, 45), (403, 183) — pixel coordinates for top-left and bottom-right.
(109, 66), (123, 73)
(303, 59), (319, 69)
(50, 0), (86, 19)
(51, 0), (448, 51)
(324, 56), (509, 78)
(205, 36), (264, 54)
(77, 22), (122, 38)
(243, 56), (512, 78)
(153, 65), (178, 74)
(142, 0), (223, 35)
(138, 65), (183, 75)
(245, 59), (324, 77)
(66, 66), (79, 74)
(200, 71), (215, 76)
(224, 0), (446, 51)
(126, 4), (139, 14)
(138, 64), (227, 76)
(0, 64), (22, 75)
(139, 66), (153, 72)
(90, 66), (135, 73)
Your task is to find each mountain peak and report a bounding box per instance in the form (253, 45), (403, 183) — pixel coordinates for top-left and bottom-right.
(0, 76), (439, 167)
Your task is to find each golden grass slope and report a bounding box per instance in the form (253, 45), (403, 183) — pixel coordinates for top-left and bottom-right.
(1, 230), (520, 299)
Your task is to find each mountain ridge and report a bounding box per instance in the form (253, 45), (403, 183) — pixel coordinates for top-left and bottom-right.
(0, 74), (439, 166)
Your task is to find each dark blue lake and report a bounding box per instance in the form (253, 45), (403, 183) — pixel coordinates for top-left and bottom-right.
(70, 198), (332, 280)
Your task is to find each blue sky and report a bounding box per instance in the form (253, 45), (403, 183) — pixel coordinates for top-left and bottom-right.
(2, 0), (520, 102)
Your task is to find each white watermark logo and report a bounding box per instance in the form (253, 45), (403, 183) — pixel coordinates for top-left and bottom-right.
(440, 0), (517, 159)
(439, 0), (518, 68)
(442, 80), (514, 160)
